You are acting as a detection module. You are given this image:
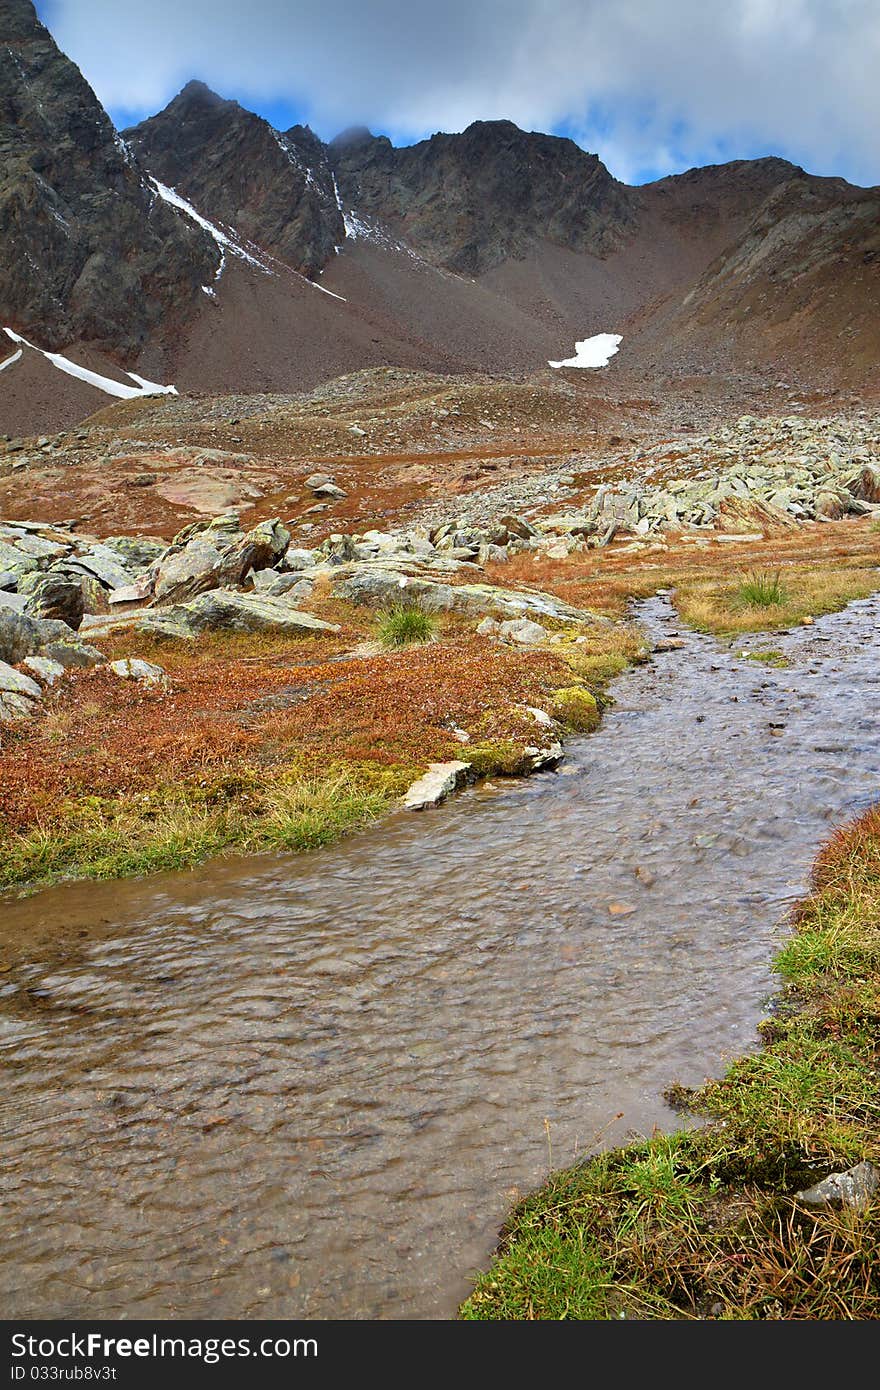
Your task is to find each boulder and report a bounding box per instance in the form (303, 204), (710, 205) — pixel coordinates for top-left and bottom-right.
(136, 588), (340, 640)
(66, 545), (134, 590)
(152, 535), (226, 604)
(102, 535), (166, 571)
(0, 659), (41, 700)
(331, 567), (599, 626)
(0, 608), (42, 663)
(24, 572), (85, 629)
(41, 640), (104, 669)
(151, 517), (291, 605)
(0, 538), (39, 578)
(498, 513), (538, 540)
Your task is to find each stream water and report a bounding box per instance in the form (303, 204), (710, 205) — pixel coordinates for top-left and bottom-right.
(1, 593), (878, 1319)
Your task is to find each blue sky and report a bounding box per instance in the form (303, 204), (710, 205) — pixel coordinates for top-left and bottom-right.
(36, 0), (880, 187)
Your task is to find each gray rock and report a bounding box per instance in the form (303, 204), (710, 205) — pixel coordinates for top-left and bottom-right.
(524, 741), (564, 772)
(0, 659), (41, 699)
(152, 536), (226, 603)
(498, 513), (538, 539)
(24, 572), (85, 629)
(497, 618), (549, 644)
(108, 576), (154, 605)
(795, 1161), (878, 1212)
(22, 655), (65, 685)
(312, 482), (347, 500)
(102, 535), (166, 571)
(137, 588), (340, 640)
(66, 545), (134, 590)
(41, 640), (104, 669)
(0, 607), (42, 663)
(402, 761), (471, 811)
(0, 689), (36, 722)
(0, 538), (38, 577)
(0, 588), (28, 612)
(109, 658), (166, 684)
(332, 567), (599, 625)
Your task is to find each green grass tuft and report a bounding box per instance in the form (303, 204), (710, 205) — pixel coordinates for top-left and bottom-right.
(737, 569), (787, 608)
(376, 604), (438, 647)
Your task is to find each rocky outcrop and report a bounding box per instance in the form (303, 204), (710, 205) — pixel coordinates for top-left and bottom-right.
(133, 588), (340, 641)
(124, 82), (344, 278)
(330, 120), (637, 275)
(0, 0), (218, 356)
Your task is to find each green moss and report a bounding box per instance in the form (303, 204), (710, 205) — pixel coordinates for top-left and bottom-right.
(551, 685), (600, 731)
(465, 741), (535, 777)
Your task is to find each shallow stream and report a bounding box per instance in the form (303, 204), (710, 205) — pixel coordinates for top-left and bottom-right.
(1, 593), (878, 1318)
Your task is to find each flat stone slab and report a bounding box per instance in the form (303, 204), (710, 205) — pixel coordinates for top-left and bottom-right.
(137, 589), (341, 640)
(332, 567), (601, 625)
(0, 659), (41, 699)
(402, 761), (471, 811)
(795, 1161), (879, 1212)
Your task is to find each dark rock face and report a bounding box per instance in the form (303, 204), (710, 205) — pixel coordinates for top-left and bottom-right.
(0, 0), (219, 357)
(330, 119), (638, 274)
(124, 82), (344, 277)
(23, 571), (85, 630)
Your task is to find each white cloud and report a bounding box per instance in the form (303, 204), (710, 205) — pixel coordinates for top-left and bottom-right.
(39, 0), (880, 185)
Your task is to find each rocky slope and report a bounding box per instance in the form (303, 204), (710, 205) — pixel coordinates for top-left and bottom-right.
(0, 0), (218, 358)
(124, 82), (344, 277)
(1, 0), (878, 439)
(329, 120), (637, 274)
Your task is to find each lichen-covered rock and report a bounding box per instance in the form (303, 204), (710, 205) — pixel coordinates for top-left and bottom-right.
(109, 658), (166, 684)
(0, 659), (41, 699)
(332, 567), (599, 625)
(23, 572), (85, 629)
(136, 588), (340, 640)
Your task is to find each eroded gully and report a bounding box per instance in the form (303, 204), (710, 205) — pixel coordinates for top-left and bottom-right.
(1, 592), (878, 1318)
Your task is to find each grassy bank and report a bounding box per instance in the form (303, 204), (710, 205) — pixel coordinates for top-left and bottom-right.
(0, 607), (643, 895)
(461, 806), (880, 1320)
(484, 516), (879, 636)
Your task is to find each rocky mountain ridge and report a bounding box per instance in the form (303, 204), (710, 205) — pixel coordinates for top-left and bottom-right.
(0, 0), (218, 357)
(1, 0), (878, 434)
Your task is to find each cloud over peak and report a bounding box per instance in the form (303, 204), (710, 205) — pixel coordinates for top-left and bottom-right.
(39, 0), (880, 185)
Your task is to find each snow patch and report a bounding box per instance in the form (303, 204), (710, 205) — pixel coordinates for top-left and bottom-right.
(2, 328), (177, 400)
(0, 347), (22, 374)
(549, 333), (622, 370)
(150, 177), (270, 276)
